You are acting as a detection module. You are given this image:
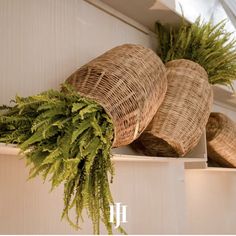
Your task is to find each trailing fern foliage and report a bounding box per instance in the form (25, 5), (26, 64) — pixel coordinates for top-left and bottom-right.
(156, 18), (236, 88)
(0, 84), (125, 234)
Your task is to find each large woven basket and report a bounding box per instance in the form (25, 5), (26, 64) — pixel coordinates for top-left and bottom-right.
(134, 59), (213, 157)
(66, 44), (167, 147)
(206, 112), (236, 167)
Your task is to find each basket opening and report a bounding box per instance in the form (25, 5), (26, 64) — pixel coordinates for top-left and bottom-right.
(132, 133), (179, 157)
(206, 115), (221, 141)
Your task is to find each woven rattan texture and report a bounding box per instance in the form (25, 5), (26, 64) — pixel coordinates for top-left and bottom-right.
(66, 44), (167, 147)
(136, 59), (213, 157)
(207, 112), (236, 167)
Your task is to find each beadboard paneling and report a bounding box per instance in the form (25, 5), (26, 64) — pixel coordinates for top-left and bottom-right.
(0, 155), (185, 234)
(0, 0), (156, 105)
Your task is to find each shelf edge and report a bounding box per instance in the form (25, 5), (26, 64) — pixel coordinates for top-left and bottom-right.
(0, 143), (206, 163)
(84, 0), (151, 34)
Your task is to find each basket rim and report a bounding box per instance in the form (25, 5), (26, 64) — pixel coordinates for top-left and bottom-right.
(165, 58), (208, 78)
(207, 112), (235, 143)
(145, 130), (185, 156)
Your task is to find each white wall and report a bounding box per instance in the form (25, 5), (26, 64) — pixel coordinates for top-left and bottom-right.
(1, 0), (236, 234)
(185, 169), (236, 234)
(0, 0), (156, 105)
(213, 103), (236, 121)
(0, 155), (186, 234)
(184, 103), (236, 234)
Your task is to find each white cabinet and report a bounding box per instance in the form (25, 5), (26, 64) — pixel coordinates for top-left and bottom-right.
(0, 153), (186, 234)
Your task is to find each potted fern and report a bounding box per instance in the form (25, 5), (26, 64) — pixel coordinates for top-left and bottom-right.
(157, 18), (236, 87)
(134, 18), (236, 157)
(0, 44), (167, 234)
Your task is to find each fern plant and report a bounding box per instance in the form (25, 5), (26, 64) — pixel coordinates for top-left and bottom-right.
(156, 18), (236, 88)
(0, 84), (125, 235)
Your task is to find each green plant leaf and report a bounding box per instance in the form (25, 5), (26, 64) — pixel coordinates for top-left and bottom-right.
(156, 17), (236, 88)
(0, 85), (122, 235)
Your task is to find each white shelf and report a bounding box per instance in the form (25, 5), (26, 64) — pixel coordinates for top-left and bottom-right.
(114, 132), (207, 169)
(90, 0), (230, 33)
(85, 0), (184, 33)
(0, 143), (204, 163)
(0, 131), (207, 169)
(191, 167), (236, 172)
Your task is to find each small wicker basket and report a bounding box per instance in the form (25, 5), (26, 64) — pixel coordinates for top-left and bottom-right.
(206, 112), (236, 167)
(66, 44), (167, 147)
(134, 59), (213, 157)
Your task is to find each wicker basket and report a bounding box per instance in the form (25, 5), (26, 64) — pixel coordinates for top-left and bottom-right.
(134, 59), (213, 157)
(66, 44), (167, 147)
(206, 112), (236, 167)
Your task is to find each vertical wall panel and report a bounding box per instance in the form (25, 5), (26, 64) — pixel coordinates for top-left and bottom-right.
(0, 155), (186, 234)
(0, 0), (80, 103)
(185, 169), (236, 234)
(0, 0), (156, 105)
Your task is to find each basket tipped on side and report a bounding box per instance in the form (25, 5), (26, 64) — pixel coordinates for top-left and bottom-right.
(133, 59), (213, 157)
(67, 44), (167, 147)
(206, 112), (236, 167)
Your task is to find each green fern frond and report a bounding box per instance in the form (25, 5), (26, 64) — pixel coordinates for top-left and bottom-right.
(156, 17), (236, 88)
(0, 83), (123, 234)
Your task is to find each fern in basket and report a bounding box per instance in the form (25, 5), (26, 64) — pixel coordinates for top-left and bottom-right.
(0, 84), (126, 235)
(156, 18), (236, 88)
